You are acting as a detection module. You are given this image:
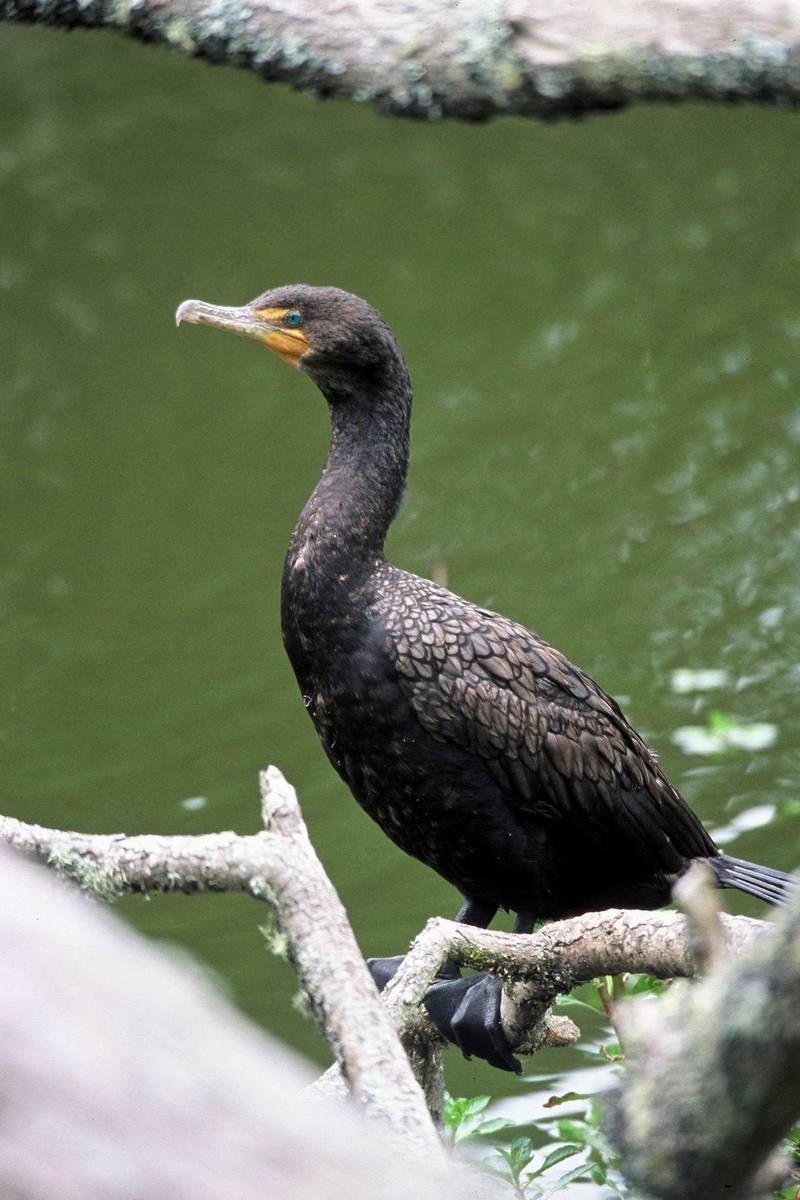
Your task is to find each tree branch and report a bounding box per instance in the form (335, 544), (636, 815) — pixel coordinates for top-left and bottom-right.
(0, 843), (497, 1200)
(6, 777), (795, 1198)
(2, 775), (786, 1185)
(7, 766), (798, 1200)
(673, 859), (726, 973)
(606, 886), (800, 1200)
(0, 768), (441, 1155)
(1, 0), (799, 120)
(308, 906), (770, 1098)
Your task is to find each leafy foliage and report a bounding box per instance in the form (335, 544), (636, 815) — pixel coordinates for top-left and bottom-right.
(446, 972), (800, 1197)
(444, 1086), (624, 1197)
(442, 1093), (512, 1144)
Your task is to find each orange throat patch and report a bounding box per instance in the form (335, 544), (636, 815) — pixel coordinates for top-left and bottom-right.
(256, 307), (311, 366)
(263, 328), (310, 365)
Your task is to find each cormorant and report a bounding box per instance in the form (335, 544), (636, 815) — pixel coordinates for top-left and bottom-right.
(177, 285), (794, 1071)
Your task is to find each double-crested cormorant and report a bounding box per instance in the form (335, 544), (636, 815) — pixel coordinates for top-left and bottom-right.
(177, 285), (794, 1070)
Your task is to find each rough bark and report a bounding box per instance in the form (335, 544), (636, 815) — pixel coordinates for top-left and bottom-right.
(605, 886), (800, 1200)
(383, 904), (769, 1056)
(311, 902), (770, 1099)
(1, 0), (799, 120)
(0, 768), (440, 1155)
(0, 843), (496, 1200)
(2, 774), (796, 1197)
(0, 790), (771, 1080)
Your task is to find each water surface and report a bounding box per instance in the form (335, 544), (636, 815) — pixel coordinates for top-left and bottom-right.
(1, 25), (799, 1108)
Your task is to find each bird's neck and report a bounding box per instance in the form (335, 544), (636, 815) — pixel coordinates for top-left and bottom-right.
(281, 365), (411, 655)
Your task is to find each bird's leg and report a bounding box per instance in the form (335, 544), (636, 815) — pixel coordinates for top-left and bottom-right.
(513, 910), (536, 934)
(454, 897), (498, 928)
(366, 953), (411, 992)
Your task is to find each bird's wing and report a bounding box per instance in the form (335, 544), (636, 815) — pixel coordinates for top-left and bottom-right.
(379, 572), (715, 867)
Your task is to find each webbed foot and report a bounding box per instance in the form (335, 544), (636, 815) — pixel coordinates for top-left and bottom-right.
(424, 972), (521, 1074)
(367, 954), (460, 993)
(367, 900), (520, 1072)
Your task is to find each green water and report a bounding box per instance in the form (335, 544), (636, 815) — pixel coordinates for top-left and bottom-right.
(2, 25), (800, 1110)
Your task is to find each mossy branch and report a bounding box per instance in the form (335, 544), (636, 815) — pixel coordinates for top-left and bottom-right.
(606, 882), (800, 1199)
(1, 0), (799, 120)
(1, 792), (770, 1073)
(0, 842), (496, 1200)
(2, 774), (794, 1194)
(1, 769), (441, 1155)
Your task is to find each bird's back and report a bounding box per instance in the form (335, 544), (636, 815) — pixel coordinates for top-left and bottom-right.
(294, 561), (719, 918)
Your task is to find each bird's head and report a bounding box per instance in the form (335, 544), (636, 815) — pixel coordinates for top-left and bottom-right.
(176, 284), (404, 398)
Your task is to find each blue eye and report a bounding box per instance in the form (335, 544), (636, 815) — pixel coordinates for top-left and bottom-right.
(285, 310), (303, 328)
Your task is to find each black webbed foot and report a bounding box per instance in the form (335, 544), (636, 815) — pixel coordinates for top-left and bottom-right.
(369, 950), (462, 988)
(424, 972), (521, 1074)
(367, 954), (461, 993)
(368, 901), (519, 1072)
(367, 955), (406, 993)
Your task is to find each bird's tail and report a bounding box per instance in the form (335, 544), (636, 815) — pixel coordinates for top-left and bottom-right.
(711, 853), (796, 905)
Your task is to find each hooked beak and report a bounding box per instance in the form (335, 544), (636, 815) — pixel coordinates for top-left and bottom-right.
(175, 299), (269, 340)
(175, 298), (310, 366)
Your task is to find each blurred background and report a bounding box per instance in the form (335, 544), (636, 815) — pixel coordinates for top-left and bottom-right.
(1, 22), (799, 1125)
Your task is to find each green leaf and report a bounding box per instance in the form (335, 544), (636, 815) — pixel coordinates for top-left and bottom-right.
(442, 1092), (491, 1132)
(496, 1135), (536, 1183)
(470, 1117), (513, 1136)
(623, 973), (667, 997)
(508, 1134), (535, 1162)
(537, 1144), (583, 1174)
(441, 1092), (460, 1126)
(556, 1119), (589, 1143)
(541, 1161), (594, 1195)
(462, 1094), (492, 1118)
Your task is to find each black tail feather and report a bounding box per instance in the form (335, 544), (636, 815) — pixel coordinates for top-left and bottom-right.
(711, 854), (797, 905)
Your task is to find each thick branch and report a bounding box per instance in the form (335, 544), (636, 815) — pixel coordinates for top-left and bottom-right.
(0, 798), (772, 1020)
(312, 906), (771, 1096)
(0, 770), (440, 1155)
(0, 845), (495, 1200)
(1, 801), (769, 1027)
(393, 907), (767, 999)
(606, 887), (800, 1200)
(1, 0), (799, 119)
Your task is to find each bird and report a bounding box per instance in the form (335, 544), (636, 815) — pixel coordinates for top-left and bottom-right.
(177, 284), (795, 1071)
